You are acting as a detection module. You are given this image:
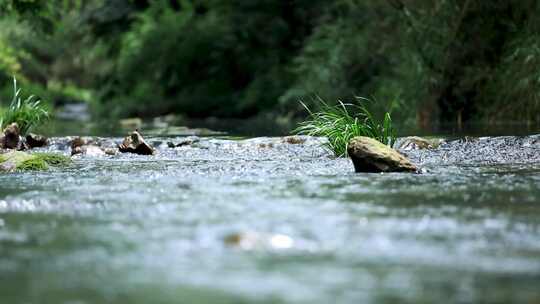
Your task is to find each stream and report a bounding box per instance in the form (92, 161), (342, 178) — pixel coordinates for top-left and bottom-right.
(1, 134), (539, 303)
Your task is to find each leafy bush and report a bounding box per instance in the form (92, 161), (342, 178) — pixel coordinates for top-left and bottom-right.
(0, 77), (49, 135)
(295, 97), (396, 157)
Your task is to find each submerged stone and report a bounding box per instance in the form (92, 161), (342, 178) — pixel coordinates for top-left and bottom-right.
(118, 130), (155, 155)
(348, 136), (417, 173)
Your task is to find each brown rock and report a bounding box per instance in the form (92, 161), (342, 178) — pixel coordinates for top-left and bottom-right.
(70, 137), (86, 155)
(118, 130), (155, 155)
(26, 133), (48, 148)
(348, 137), (417, 173)
(2, 123), (22, 150)
(71, 145), (106, 157)
(71, 146), (83, 156)
(70, 137), (90, 150)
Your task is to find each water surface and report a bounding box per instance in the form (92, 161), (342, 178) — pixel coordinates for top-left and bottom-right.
(1, 135), (539, 303)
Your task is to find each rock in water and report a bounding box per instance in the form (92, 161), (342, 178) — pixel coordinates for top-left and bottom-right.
(69, 137), (118, 156)
(72, 145), (106, 157)
(2, 123), (22, 150)
(348, 137), (417, 173)
(0, 151), (38, 172)
(71, 137), (88, 150)
(118, 130), (155, 155)
(26, 133), (48, 148)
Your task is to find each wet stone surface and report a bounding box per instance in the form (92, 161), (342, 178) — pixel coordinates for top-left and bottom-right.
(0, 135), (539, 304)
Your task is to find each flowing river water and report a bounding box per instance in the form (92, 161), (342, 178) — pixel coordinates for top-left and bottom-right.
(0, 134), (539, 303)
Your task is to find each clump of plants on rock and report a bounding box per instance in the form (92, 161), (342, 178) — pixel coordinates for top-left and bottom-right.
(0, 77), (49, 135)
(295, 97), (396, 157)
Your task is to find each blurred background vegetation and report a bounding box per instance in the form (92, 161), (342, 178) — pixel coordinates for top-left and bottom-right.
(0, 0), (539, 134)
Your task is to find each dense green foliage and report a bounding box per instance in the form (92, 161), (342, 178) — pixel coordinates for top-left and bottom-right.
(0, 78), (49, 135)
(0, 0), (539, 129)
(295, 98), (396, 157)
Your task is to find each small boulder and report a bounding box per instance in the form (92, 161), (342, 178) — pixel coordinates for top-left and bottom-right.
(70, 137), (117, 156)
(348, 136), (417, 173)
(2, 123), (23, 150)
(70, 136), (93, 150)
(70, 137), (87, 155)
(118, 130), (155, 155)
(72, 145), (106, 157)
(26, 133), (48, 148)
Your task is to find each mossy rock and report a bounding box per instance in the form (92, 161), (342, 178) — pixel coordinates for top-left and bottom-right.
(32, 153), (71, 166)
(0, 151), (71, 172)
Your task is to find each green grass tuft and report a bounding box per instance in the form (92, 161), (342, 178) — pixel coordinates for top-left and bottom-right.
(0, 77), (49, 135)
(294, 97), (396, 157)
